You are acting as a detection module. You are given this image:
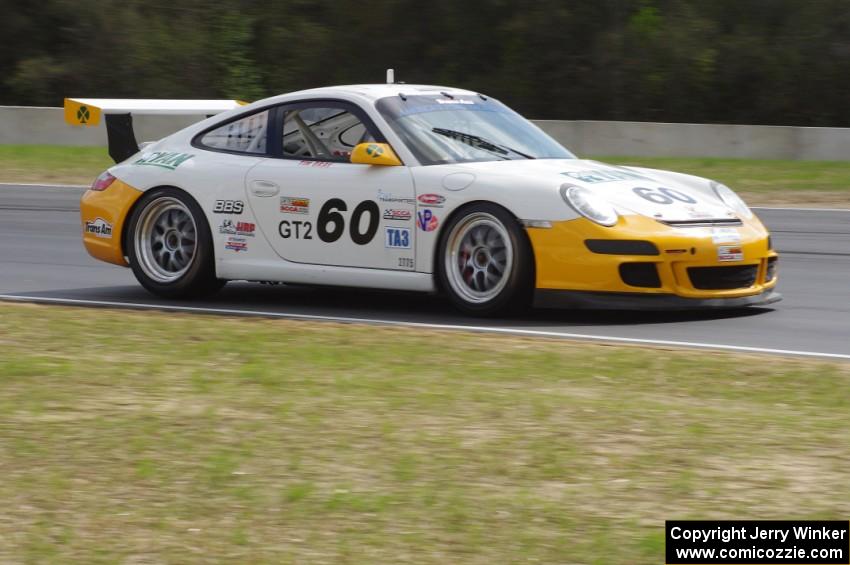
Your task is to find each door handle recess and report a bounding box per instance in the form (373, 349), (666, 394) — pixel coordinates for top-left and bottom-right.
(250, 180), (280, 197)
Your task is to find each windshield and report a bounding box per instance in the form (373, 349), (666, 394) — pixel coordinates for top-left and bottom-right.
(375, 94), (575, 165)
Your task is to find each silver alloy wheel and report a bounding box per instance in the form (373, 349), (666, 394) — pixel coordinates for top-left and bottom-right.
(444, 212), (514, 304)
(134, 197), (198, 283)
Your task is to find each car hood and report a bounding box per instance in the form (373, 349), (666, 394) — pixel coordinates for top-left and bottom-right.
(456, 159), (739, 223)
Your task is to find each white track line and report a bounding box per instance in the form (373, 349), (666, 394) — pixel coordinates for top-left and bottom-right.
(753, 206), (850, 212)
(0, 182), (87, 189)
(1, 294), (848, 361)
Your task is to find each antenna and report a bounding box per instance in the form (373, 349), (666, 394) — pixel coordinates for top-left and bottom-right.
(386, 68), (395, 84)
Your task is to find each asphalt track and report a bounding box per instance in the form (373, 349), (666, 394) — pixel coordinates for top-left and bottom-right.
(1, 184), (848, 359)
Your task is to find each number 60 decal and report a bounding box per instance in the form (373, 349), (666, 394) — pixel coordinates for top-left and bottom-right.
(633, 187), (697, 205)
(316, 198), (381, 245)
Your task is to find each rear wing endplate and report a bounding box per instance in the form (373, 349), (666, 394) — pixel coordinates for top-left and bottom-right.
(64, 98), (246, 163)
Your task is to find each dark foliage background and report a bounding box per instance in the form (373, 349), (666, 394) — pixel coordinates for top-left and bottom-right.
(2, 0), (848, 125)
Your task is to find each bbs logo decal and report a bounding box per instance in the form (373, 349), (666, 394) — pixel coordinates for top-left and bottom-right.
(84, 217), (113, 238)
(213, 200), (244, 214)
(385, 227), (411, 249)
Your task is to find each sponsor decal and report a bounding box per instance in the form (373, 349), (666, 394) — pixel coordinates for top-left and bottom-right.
(84, 217), (113, 238)
(398, 257), (415, 268)
(299, 160), (332, 168)
(377, 189), (416, 205)
(562, 169), (649, 184)
(665, 248), (689, 254)
(712, 227), (742, 244)
(133, 151), (195, 170)
(219, 219), (255, 237)
(435, 99), (474, 105)
(213, 200), (244, 214)
(365, 144), (385, 158)
(383, 209), (412, 221)
(417, 193), (446, 207)
(717, 245), (743, 262)
(76, 106), (91, 124)
(417, 209), (439, 232)
(224, 236), (248, 252)
(280, 196), (310, 214)
(385, 227), (411, 249)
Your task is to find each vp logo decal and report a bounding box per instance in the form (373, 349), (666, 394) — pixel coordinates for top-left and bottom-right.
(417, 209), (439, 232)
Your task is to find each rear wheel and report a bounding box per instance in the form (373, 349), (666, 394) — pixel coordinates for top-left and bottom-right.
(127, 188), (224, 298)
(438, 203), (533, 316)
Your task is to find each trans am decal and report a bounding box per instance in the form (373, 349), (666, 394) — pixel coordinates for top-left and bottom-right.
(84, 217), (113, 238)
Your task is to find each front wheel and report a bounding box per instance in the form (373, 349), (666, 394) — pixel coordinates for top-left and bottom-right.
(126, 187), (225, 298)
(437, 203), (534, 316)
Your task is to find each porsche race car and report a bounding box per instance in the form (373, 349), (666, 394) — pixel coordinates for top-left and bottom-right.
(67, 83), (779, 316)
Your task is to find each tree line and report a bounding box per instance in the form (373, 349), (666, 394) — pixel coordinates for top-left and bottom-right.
(2, 0), (849, 126)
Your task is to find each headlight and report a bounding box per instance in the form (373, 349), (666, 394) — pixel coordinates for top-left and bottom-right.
(560, 184), (618, 226)
(711, 181), (753, 219)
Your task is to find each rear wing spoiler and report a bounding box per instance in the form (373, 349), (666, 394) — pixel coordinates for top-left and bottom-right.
(64, 98), (246, 163)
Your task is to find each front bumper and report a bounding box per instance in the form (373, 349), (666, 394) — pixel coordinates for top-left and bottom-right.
(534, 288), (781, 310)
(525, 214), (779, 307)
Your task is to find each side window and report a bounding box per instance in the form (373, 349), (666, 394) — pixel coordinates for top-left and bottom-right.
(282, 106), (375, 161)
(200, 110), (269, 154)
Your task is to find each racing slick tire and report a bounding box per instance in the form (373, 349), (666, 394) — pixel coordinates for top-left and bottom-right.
(126, 187), (225, 299)
(437, 203), (534, 316)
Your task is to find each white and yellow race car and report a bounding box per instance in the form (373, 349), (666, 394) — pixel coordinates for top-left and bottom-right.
(68, 83), (779, 316)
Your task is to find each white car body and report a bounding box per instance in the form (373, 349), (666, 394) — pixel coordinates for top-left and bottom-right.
(77, 83), (778, 311)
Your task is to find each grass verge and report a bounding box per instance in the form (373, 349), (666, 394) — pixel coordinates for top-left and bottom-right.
(0, 145), (848, 206)
(0, 302), (848, 563)
(0, 145), (112, 185)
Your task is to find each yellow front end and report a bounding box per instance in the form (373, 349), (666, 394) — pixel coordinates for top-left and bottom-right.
(527, 214), (778, 308)
(80, 179), (144, 267)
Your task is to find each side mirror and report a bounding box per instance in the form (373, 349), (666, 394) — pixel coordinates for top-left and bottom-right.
(350, 143), (402, 166)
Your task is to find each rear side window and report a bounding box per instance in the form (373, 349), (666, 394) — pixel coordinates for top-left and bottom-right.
(200, 110), (269, 154)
